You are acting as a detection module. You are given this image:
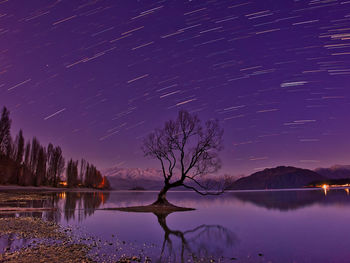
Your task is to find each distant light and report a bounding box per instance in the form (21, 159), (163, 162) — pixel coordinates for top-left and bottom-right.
(322, 184), (329, 196)
(59, 181), (68, 187)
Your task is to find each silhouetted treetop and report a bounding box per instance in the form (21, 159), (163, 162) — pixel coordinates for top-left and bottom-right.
(142, 110), (226, 205)
(0, 107), (12, 155)
(0, 105), (110, 189)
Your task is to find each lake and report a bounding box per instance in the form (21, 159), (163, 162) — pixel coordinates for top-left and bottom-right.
(1, 188), (350, 263)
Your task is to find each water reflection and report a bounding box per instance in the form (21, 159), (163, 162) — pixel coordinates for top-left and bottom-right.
(1, 189), (350, 221)
(1, 189), (350, 262)
(230, 188), (350, 211)
(0, 193), (60, 223)
(63, 192), (110, 222)
(0, 232), (31, 252)
(55, 188), (350, 219)
(154, 212), (237, 262)
(0, 191), (110, 223)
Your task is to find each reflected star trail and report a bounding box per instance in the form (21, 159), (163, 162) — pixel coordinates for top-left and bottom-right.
(1, 0), (350, 176)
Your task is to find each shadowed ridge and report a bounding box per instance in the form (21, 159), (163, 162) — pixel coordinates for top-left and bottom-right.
(230, 166), (326, 190)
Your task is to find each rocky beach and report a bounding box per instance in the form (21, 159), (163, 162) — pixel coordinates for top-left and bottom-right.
(0, 191), (148, 263)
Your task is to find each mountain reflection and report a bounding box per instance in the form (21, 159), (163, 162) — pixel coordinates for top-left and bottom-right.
(154, 212), (237, 263)
(2, 189), (350, 223)
(231, 188), (350, 211)
(56, 189), (350, 220)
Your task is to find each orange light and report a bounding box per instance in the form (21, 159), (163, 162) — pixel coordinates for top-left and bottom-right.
(322, 184), (329, 196)
(59, 181), (68, 187)
(99, 192), (106, 204)
(97, 177), (106, 189)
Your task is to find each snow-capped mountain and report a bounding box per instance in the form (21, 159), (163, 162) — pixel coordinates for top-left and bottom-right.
(102, 167), (164, 190)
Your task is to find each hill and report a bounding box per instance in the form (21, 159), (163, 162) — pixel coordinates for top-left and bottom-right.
(104, 165), (350, 191)
(314, 165), (350, 179)
(230, 166), (326, 190)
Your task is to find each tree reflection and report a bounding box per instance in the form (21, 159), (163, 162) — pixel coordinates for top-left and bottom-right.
(0, 192), (110, 223)
(64, 192), (79, 221)
(0, 193), (60, 222)
(63, 192), (110, 222)
(154, 212), (237, 263)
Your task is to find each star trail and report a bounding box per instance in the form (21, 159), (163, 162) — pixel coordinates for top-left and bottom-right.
(1, 0), (350, 176)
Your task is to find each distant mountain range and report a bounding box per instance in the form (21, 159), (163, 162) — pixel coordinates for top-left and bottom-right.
(315, 165), (350, 179)
(103, 167), (163, 190)
(103, 165), (350, 191)
(229, 166), (326, 190)
(230, 165), (350, 190)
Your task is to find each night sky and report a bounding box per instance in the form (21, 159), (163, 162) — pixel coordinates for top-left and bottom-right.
(1, 0), (350, 176)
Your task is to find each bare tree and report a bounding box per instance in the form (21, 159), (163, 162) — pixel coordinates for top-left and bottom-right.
(30, 137), (40, 173)
(0, 107), (11, 155)
(14, 130), (24, 164)
(55, 147), (65, 186)
(0, 105), (103, 188)
(79, 158), (87, 185)
(142, 110), (226, 205)
(67, 159), (79, 188)
(47, 144), (65, 187)
(24, 141), (31, 167)
(35, 146), (47, 186)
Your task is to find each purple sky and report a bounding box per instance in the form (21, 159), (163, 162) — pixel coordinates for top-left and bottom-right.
(1, 0), (350, 176)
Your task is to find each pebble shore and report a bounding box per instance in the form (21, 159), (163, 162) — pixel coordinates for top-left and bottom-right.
(0, 192), (151, 263)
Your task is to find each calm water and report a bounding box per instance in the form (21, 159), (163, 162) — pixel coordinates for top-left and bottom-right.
(1, 188), (350, 262)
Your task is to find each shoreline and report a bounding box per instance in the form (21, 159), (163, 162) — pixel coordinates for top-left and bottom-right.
(0, 191), (149, 262)
(0, 184), (347, 193)
(0, 185), (109, 192)
(0, 216), (95, 263)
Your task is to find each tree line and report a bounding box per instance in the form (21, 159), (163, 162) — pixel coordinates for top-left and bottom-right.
(0, 106), (110, 189)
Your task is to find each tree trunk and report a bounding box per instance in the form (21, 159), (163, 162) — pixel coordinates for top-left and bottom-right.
(153, 185), (172, 206)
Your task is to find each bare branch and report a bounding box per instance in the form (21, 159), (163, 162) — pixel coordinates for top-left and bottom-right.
(142, 110), (225, 202)
(182, 183), (225, 196)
